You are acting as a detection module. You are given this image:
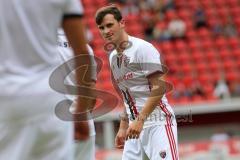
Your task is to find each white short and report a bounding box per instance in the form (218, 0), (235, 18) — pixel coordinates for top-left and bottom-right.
(74, 135), (95, 160)
(0, 116), (74, 160)
(122, 124), (179, 160)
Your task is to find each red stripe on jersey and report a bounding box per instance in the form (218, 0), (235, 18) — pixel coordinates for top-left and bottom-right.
(160, 103), (176, 160)
(160, 102), (178, 160)
(165, 125), (176, 160)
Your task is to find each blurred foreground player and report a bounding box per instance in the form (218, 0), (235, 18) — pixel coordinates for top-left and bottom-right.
(58, 30), (97, 160)
(95, 5), (179, 160)
(0, 0), (95, 160)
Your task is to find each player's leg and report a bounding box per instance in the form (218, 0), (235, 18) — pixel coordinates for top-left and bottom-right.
(74, 135), (95, 160)
(122, 138), (145, 160)
(141, 125), (179, 160)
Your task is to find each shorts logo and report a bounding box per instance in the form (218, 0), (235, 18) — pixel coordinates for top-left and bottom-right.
(159, 150), (166, 159)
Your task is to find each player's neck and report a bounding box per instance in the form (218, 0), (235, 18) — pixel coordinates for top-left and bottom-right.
(116, 32), (129, 54)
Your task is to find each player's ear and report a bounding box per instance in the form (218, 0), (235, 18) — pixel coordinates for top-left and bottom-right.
(119, 19), (125, 28)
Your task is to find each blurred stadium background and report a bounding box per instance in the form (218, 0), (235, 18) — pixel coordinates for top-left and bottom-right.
(81, 0), (240, 159)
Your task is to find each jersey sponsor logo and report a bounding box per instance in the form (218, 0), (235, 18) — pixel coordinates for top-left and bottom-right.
(116, 72), (133, 84)
(159, 150), (166, 158)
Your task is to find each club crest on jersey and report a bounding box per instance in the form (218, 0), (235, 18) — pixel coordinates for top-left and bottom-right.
(123, 55), (130, 67)
(159, 150), (166, 159)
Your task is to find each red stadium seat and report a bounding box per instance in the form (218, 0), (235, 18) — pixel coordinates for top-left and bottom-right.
(192, 95), (204, 103)
(164, 51), (175, 60)
(236, 59), (240, 69)
(203, 84), (214, 94)
(183, 75), (194, 85)
(198, 28), (211, 40)
(128, 24), (143, 35)
(186, 30), (198, 40)
(165, 10), (177, 21)
(219, 49), (231, 60)
(223, 59), (236, 71)
(214, 0), (226, 8)
(175, 0), (187, 8)
(206, 50), (218, 62)
(192, 51), (205, 63)
(82, 0), (93, 7)
(168, 63), (179, 74)
(178, 97), (190, 104)
(216, 7), (229, 20)
(199, 73), (214, 84)
(160, 41), (174, 52)
(188, 0), (199, 8)
(184, 18), (193, 29)
(209, 60), (221, 72)
(228, 0), (239, 7)
(178, 9), (191, 21)
(84, 7), (96, 17)
(189, 40), (202, 51)
(178, 52), (191, 64)
(181, 62), (193, 74)
(228, 37), (239, 49)
(202, 39), (214, 50)
(87, 17), (97, 28)
(226, 70), (238, 81)
(201, 0), (214, 9)
(196, 62), (208, 74)
(95, 0), (107, 6)
(205, 8), (216, 18)
(215, 37), (228, 50)
(232, 49), (240, 59)
(231, 7), (240, 17)
(175, 40), (188, 51)
(126, 14), (140, 23)
(92, 39), (104, 50)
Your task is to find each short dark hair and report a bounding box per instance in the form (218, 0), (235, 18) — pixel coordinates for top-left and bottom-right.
(95, 5), (122, 25)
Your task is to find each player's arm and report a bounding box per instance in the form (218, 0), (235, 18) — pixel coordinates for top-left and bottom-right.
(62, 17), (95, 141)
(118, 107), (129, 131)
(115, 107), (129, 149)
(62, 18), (96, 113)
(138, 73), (165, 121)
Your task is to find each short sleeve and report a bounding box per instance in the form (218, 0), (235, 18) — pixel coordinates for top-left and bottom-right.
(137, 43), (163, 78)
(63, 0), (84, 16)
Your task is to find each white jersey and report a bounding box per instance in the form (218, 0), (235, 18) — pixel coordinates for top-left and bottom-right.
(0, 1), (85, 160)
(57, 30), (96, 136)
(0, 0), (83, 122)
(109, 36), (176, 128)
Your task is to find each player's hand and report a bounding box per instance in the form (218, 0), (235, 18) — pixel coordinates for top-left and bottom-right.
(115, 128), (127, 149)
(126, 120), (144, 140)
(74, 121), (89, 141)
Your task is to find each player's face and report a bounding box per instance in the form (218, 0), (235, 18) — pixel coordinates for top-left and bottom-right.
(97, 14), (125, 44)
